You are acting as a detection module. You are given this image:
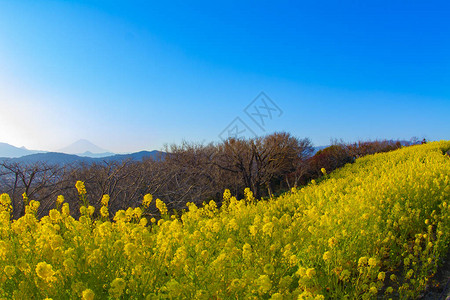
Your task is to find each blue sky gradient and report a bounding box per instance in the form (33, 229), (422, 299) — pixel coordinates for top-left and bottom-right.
(0, 1), (449, 152)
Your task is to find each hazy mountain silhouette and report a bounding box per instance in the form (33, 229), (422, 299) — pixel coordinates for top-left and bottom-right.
(77, 151), (115, 158)
(57, 139), (113, 157)
(0, 142), (45, 158)
(0, 140), (163, 165)
(0, 150), (164, 165)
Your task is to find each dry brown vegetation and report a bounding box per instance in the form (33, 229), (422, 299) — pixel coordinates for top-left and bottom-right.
(0, 133), (405, 219)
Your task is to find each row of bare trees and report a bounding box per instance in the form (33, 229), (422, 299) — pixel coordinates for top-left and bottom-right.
(0, 133), (404, 219)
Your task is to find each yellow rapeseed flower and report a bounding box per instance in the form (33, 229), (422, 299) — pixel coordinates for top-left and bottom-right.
(139, 218), (148, 226)
(263, 263), (275, 275)
(4, 265), (16, 278)
(101, 194), (110, 206)
(49, 209), (61, 222)
(223, 189), (231, 201)
(100, 206), (109, 218)
(142, 194), (152, 208)
(358, 257), (368, 267)
(0, 193), (12, 212)
(63, 258), (76, 276)
(156, 198), (168, 215)
(124, 243), (136, 258)
(109, 278), (126, 298)
(22, 192), (28, 203)
(56, 195), (64, 205)
(87, 205), (95, 216)
(244, 188), (255, 202)
(62, 203), (70, 215)
(36, 262), (55, 282)
(305, 268), (316, 278)
(82, 289), (95, 300)
(323, 251), (331, 261)
(328, 237), (337, 248)
(80, 206), (87, 215)
(75, 181), (87, 195)
(256, 275), (272, 294)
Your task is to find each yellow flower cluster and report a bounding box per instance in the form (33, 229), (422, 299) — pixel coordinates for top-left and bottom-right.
(0, 141), (448, 299)
(100, 194), (109, 207)
(75, 181), (86, 195)
(142, 193), (152, 208)
(155, 198), (168, 215)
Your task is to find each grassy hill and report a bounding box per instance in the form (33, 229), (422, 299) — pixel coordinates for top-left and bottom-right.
(0, 141), (449, 299)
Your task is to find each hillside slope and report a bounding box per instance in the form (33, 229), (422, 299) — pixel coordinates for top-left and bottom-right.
(0, 141), (449, 299)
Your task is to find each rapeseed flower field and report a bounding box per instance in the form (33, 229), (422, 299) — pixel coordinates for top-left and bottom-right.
(0, 141), (449, 299)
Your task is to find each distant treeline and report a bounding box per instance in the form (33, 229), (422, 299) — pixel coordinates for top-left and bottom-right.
(0, 132), (409, 219)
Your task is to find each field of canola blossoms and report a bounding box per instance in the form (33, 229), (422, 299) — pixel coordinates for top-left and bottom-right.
(0, 141), (450, 299)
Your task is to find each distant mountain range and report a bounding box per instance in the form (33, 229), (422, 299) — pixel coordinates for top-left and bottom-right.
(0, 151), (163, 165)
(0, 140), (163, 165)
(0, 142), (45, 158)
(0, 140), (327, 165)
(57, 139), (115, 158)
(0, 139), (413, 166)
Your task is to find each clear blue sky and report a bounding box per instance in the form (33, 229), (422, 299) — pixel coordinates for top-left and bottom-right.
(0, 1), (449, 153)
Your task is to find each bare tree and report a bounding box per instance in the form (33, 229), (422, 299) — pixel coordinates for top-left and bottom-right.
(0, 161), (68, 218)
(214, 132), (313, 198)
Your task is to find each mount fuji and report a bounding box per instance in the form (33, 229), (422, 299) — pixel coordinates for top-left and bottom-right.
(57, 139), (114, 158)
